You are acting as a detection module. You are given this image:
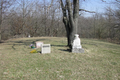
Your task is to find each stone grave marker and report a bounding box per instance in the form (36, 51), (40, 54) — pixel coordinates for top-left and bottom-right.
(28, 35), (31, 38)
(35, 41), (43, 48)
(72, 34), (84, 53)
(41, 44), (51, 54)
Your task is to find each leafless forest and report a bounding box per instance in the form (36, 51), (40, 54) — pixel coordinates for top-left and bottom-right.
(0, 0), (120, 43)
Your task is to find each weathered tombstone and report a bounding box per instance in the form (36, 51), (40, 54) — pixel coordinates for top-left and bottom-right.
(72, 34), (84, 53)
(28, 35), (31, 38)
(41, 44), (51, 54)
(35, 41), (43, 48)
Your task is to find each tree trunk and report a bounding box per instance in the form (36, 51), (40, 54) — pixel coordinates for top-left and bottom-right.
(60, 0), (79, 49)
(0, 19), (2, 41)
(60, 0), (70, 47)
(0, 25), (1, 41)
(0, 1), (2, 41)
(63, 17), (71, 46)
(66, 0), (75, 49)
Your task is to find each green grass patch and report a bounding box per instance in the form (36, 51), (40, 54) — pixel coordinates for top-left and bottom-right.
(0, 37), (120, 80)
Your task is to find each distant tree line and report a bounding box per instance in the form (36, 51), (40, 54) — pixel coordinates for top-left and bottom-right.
(78, 2), (120, 44)
(1, 0), (66, 40)
(0, 0), (120, 44)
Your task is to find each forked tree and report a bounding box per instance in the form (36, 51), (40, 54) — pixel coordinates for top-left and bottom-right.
(60, 0), (80, 49)
(60, 0), (95, 49)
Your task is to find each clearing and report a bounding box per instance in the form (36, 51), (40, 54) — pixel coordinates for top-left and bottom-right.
(0, 37), (120, 80)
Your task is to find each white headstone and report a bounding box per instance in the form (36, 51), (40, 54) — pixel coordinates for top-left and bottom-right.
(35, 41), (43, 48)
(72, 34), (84, 53)
(28, 35), (31, 38)
(41, 44), (51, 54)
(72, 34), (82, 48)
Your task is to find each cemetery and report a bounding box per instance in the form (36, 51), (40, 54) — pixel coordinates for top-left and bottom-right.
(29, 34), (84, 54)
(0, 0), (120, 80)
(0, 37), (120, 80)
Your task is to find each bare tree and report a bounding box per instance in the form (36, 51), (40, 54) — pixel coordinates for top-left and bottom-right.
(15, 0), (34, 37)
(60, 0), (80, 49)
(0, 0), (15, 41)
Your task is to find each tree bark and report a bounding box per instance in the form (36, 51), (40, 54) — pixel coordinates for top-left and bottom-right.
(66, 0), (75, 49)
(60, 0), (79, 49)
(0, 0), (2, 41)
(60, 0), (71, 47)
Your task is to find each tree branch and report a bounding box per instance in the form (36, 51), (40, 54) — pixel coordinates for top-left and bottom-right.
(60, 0), (68, 19)
(79, 9), (95, 13)
(47, 0), (54, 11)
(115, 0), (120, 3)
(101, 0), (106, 2)
(73, 0), (79, 19)
(60, 0), (65, 10)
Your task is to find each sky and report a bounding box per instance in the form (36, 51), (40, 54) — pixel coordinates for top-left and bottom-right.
(15, 0), (117, 17)
(80, 0), (116, 17)
(43, 0), (117, 17)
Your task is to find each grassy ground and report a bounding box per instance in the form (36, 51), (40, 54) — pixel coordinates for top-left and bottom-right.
(0, 37), (120, 80)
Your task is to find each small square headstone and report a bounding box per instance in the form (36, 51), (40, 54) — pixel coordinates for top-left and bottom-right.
(35, 41), (43, 48)
(41, 44), (51, 54)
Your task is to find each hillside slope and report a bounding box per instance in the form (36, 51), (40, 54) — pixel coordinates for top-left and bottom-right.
(0, 37), (120, 80)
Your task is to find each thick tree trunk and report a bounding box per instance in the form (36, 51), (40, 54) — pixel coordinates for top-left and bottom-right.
(63, 17), (71, 46)
(0, 25), (1, 41)
(0, 18), (1, 41)
(66, 0), (74, 49)
(60, 0), (79, 49)
(67, 0), (79, 49)
(60, 0), (70, 47)
(0, 4), (2, 41)
(73, 0), (79, 33)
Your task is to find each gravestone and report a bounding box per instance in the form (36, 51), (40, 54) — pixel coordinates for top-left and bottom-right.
(41, 44), (51, 54)
(28, 35), (31, 38)
(35, 41), (43, 48)
(72, 34), (84, 53)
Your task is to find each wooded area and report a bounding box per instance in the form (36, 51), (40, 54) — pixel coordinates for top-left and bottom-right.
(0, 0), (120, 44)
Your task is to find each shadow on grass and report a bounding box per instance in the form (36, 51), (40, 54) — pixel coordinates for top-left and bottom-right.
(51, 45), (67, 47)
(9, 39), (46, 50)
(59, 49), (71, 52)
(52, 45), (71, 52)
(0, 41), (4, 43)
(5, 38), (71, 53)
